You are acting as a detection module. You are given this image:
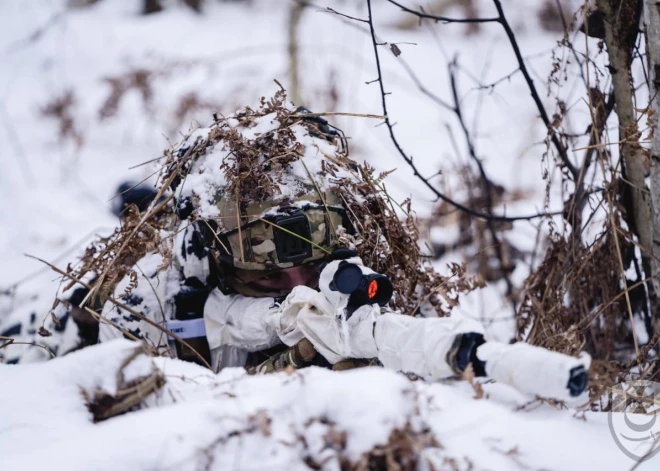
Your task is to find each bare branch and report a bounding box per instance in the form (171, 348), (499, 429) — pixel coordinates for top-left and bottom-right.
(386, 0), (499, 24)
(491, 0), (578, 180)
(365, 0), (561, 223)
(325, 7), (368, 23)
(387, 0), (579, 180)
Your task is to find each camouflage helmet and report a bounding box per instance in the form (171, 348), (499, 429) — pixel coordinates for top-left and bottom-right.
(207, 109), (352, 275)
(170, 102), (354, 295)
(210, 186), (347, 272)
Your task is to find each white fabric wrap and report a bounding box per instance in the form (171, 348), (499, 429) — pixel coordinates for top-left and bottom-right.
(204, 286), (310, 352)
(477, 342), (592, 401)
(205, 257), (490, 374)
(204, 285), (325, 368)
(294, 256), (381, 362)
(374, 313), (485, 380)
(294, 297), (380, 363)
(204, 284), (380, 366)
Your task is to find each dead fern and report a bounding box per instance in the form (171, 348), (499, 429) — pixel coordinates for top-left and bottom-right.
(41, 89), (83, 148)
(330, 162), (483, 316)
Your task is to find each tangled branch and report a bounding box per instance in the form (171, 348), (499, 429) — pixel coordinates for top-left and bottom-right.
(362, 0), (561, 223)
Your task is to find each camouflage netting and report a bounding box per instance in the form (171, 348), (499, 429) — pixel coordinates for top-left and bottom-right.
(64, 88), (482, 317)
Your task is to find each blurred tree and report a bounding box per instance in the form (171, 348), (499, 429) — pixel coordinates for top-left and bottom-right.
(288, 0), (307, 105)
(183, 0), (202, 13)
(143, 0), (163, 14)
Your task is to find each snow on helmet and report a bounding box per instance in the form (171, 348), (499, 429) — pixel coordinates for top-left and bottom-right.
(167, 92), (355, 277)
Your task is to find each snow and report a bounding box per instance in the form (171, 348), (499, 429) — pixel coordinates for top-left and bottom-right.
(173, 111), (353, 221)
(0, 0), (657, 468)
(0, 339), (654, 470)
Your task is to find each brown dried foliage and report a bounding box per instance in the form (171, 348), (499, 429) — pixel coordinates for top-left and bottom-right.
(517, 232), (631, 359)
(301, 417), (441, 471)
(216, 90), (306, 203)
(162, 86), (347, 206)
(41, 89), (83, 148)
(98, 69), (154, 120)
(64, 203), (174, 307)
(330, 162), (483, 316)
(84, 345), (165, 423)
(352, 423), (440, 471)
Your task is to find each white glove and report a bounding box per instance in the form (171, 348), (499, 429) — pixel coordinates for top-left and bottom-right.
(295, 298), (379, 363)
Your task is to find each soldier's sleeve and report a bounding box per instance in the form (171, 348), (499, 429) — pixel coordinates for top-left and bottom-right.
(174, 221), (211, 284)
(203, 288), (286, 352)
(97, 251), (178, 351)
(203, 285), (325, 353)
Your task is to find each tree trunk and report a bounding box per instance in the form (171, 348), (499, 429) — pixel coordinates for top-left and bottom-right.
(597, 0), (656, 325)
(288, 1), (306, 106)
(143, 0), (163, 15)
(182, 0), (202, 13)
(644, 0), (660, 332)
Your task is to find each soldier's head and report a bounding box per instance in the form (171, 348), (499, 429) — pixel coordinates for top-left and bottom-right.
(173, 108), (354, 298)
(207, 186), (351, 298)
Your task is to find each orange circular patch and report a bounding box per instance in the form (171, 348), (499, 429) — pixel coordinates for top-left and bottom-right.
(368, 279), (378, 299)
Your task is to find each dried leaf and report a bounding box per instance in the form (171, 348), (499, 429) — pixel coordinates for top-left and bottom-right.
(38, 326), (52, 337)
(249, 410), (272, 437)
(50, 312), (61, 329)
(462, 363), (484, 399)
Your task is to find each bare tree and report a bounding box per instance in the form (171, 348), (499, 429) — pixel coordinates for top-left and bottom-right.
(288, 1), (307, 106)
(345, 0), (660, 396)
(645, 0), (660, 334)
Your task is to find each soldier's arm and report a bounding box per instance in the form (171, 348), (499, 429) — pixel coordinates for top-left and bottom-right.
(296, 257), (590, 400)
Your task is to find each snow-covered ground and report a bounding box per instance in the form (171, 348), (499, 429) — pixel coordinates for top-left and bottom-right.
(1, 0), (657, 469)
(0, 340), (650, 470)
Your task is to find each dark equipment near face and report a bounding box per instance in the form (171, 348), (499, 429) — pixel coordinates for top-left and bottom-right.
(271, 210), (313, 263)
(329, 261), (394, 309)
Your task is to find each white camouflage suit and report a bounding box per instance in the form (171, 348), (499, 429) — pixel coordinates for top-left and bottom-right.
(0, 217), (589, 401)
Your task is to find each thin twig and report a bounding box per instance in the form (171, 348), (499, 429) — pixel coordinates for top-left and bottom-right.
(0, 336), (56, 358)
(25, 254), (212, 369)
(325, 7), (368, 23)
(386, 0), (499, 24)
(364, 0), (561, 223)
(289, 112), (386, 119)
(448, 59), (517, 315)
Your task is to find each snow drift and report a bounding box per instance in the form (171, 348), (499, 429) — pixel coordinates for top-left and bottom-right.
(0, 339), (652, 470)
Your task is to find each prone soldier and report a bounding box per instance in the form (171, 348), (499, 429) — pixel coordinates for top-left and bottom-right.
(0, 96), (589, 401)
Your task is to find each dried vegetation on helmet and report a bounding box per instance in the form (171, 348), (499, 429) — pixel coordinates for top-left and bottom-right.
(55, 202), (174, 318)
(57, 89), (481, 320)
(163, 87), (482, 315)
(330, 163), (484, 316)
